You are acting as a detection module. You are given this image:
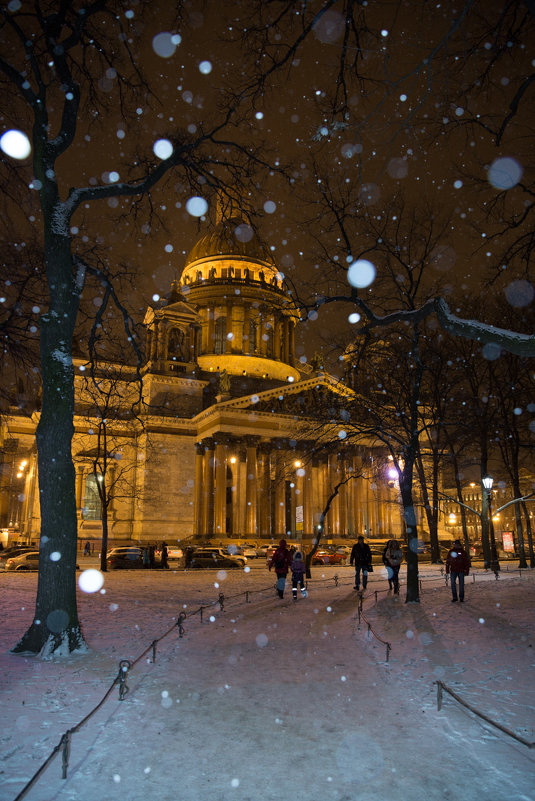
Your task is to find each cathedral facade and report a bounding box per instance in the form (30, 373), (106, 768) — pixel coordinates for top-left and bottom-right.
(0, 216), (405, 549)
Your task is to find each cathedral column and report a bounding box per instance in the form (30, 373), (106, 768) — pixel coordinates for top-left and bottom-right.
(257, 444), (272, 538)
(237, 451), (247, 536)
(273, 449), (286, 537)
(328, 453), (340, 536)
(233, 305), (245, 353)
(193, 443), (204, 537)
(150, 320), (159, 360)
(288, 320), (295, 364)
(338, 455), (348, 537)
(303, 458), (314, 538)
(214, 437), (227, 538)
(75, 466), (84, 512)
(207, 307), (215, 352)
(156, 319), (166, 361)
(274, 315), (282, 361)
(202, 439), (215, 537)
(245, 437), (258, 537)
(319, 458), (329, 537)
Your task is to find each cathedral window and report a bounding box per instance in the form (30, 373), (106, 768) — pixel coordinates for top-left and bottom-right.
(168, 328), (186, 361)
(248, 319), (258, 354)
(215, 317), (227, 354)
(83, 473), (102, 520)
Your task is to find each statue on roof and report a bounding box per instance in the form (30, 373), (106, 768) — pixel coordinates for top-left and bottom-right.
(218, 369), (231, 394)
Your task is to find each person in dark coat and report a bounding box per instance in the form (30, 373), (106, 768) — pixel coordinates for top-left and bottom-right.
(268, 538), (292, 598)
(160, 542), (169, 569)
(290, 550), (307, 600)
(445, 539), (470, 602)
(184, 545), (194, 570)
(83, 541), (91, 556)
(148, 544), (156, 569)
(143, 547), (150, 568)
(350, 535), (373, 591)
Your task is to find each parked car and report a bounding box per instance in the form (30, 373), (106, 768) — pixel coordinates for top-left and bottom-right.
(190, 547), (246, 569)
(166, 547), (183, 561)
(0, 546), (36, 569)
(106, 546), (144, 569)
(238, 544), (258, 559)
(264, 546), (277, 562)
(334, 545), (351, 556)
(4, 550), (40, 571)
(311, 549), (347, 566)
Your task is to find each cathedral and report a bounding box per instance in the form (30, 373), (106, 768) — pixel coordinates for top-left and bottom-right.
(0, 213), (406, 549)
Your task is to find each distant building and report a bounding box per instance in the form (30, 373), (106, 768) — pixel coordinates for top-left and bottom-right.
(1, 213), (419, 548)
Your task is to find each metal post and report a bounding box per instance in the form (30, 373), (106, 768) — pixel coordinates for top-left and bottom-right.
(487, 491), (500, 575)
(61, 731), (71, 779)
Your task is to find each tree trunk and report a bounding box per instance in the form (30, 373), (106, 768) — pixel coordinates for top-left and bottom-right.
(521, 500), (535, 568)
(11, 233), (87, 656)
(512, 479), (528, 568)
(399, 470), (419, 603)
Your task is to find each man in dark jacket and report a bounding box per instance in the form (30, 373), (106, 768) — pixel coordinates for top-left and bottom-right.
(350, 535), (373, 591)
(268, 538), (292, 598)
(445, 539), (470, 602)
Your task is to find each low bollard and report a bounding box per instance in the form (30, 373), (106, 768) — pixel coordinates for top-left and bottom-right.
(436, 681), (443, 711)
(117, 660), (131, 701)
(177, 611), (186, 638)
(61, 731), (71, 779)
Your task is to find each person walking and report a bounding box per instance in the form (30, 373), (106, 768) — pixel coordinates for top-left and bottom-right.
(83, 541), (91, 557)
(143, 547), (150, 568)
(382, 539), (403, 595)
(445, 539), (470, 602)
(160, 542), (169, 569)
(350, 535), (373, 591)
(184, 545), (194, 570)
(290, 550), (307, 600)
(268, 538), (292, 598)
(148, 544), (156, 569)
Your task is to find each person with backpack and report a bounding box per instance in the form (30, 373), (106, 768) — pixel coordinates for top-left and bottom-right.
(382, 539), (403, 595)
(350, 535), (373, 591)
(268, 538), (292, 598)
(445, 539), (470, 602)
(290, 550), (307, 601)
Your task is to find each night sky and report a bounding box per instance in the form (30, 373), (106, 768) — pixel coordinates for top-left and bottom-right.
(0, 0), (533, 366)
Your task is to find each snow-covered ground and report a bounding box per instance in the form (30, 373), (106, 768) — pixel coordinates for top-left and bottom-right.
(1, 561), (534, 801)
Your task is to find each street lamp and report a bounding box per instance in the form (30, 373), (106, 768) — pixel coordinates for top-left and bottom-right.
(482, 475), (500, 575)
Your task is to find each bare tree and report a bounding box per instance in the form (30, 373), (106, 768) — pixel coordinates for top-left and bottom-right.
(0, 2), (280, 656)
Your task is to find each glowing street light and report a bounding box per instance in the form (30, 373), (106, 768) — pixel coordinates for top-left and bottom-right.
(482, 475), (500, 575)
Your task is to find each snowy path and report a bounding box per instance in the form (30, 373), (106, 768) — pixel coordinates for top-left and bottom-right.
(1, 565), (534, 801)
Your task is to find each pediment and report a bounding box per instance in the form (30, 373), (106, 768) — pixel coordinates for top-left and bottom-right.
(216, 373), (355, 419)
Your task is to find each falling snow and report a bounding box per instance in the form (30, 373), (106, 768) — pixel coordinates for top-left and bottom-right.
(1, 564), (533, 801)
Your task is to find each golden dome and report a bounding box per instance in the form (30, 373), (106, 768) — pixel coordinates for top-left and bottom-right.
(184, 216), (276, 269)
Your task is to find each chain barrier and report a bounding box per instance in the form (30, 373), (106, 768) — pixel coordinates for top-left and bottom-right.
(435, 680), (535, 749)
(11, 566), (532, 800)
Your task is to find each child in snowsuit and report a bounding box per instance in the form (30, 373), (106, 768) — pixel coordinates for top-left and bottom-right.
(383, 539), (403, 594)
(268, 539), (292, 598)
(290, 550), (307, 600)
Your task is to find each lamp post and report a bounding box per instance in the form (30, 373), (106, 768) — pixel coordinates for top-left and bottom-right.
(482, 475), (500, 575)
